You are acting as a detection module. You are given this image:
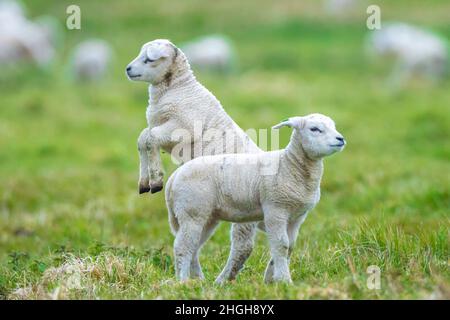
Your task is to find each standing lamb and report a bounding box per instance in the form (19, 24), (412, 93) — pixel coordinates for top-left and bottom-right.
(126, 39), (262, 283)
(165, 114), (346, 283)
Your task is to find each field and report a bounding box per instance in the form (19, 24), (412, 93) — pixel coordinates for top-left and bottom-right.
(0, 0), (449, 299)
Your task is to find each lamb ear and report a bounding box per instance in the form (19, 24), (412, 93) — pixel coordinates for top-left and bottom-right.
(272, 118), (293, 130)
(272, 117), (305, 130)
(146, 43), (171, 60)
(289, 116), (306, 129)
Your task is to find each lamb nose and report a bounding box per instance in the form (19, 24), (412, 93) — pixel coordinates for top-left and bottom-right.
(336, 136), (344, 142)
(126, 66), (131, 72)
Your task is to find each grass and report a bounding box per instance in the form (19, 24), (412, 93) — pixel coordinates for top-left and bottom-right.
(0, 0), (449, 299)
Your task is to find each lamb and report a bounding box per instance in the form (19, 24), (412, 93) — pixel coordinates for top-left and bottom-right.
(324, 0), (357, 16)
(126, 39), (262, 283)
(72, 39), (112, 82)
(165, 113), (346, 283)
(366, 23), (448, 84)
(0, 0), (56, 67)
(181, 35), (235, 73)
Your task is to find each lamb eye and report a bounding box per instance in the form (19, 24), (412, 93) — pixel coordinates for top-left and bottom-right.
(310, 127), (322, 133)
(144, 58), (155, 64)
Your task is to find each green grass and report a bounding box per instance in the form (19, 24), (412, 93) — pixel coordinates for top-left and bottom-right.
(0, 0), (449, 299)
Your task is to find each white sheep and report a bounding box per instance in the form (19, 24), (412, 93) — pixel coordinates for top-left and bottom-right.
(72, 39), (112, 81)
(367, 23), (448, 84)
(0, 0), (23, 20)
(0, 0), (55, 67)
(324, 0), (357, 16)
(165, 113), (346, 283)
(181, 35), (235, 73)
(126, 39), (262, 283)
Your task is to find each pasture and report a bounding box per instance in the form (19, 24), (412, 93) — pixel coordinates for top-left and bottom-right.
(0, 0), (448, 299)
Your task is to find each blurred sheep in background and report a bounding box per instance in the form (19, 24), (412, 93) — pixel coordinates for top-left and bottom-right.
(181, 35), (236, 73)
(0, 0), (57, 67)
(71, 39), (112, 82)
(366, 23), (448, 85)
(324, 0), (358, 16)
(0, 0), (23, 19)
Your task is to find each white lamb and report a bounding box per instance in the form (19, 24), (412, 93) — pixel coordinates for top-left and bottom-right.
(72, 39), (112, 81)
(181, 35), (235, 73)
(126, 39), (262, 283)
(324, 0), (357, 16)
(165, 113), (346, 283)
(0, 0), (55, 67)
(367, 23), (448, 84)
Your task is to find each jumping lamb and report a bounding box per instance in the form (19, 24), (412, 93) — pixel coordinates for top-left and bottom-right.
(126, 39), (262, 283)
(165, 113), (346, 283)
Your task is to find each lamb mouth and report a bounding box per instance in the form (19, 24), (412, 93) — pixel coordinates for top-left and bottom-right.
(330, 143), (345, 147)
(128, 74), (142, 78)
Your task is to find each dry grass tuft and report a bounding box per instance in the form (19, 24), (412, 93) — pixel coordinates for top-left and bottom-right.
(8, 253), (148, 300)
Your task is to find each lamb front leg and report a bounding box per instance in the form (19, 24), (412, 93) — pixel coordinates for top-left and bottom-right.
(147, 140), (164, 193)
(137, 127), (164, 194)
(137, 121), (181, 194)
(263, 206), (292, 283)
(264, 213), (307, 283)
(137, 128), (151, 194)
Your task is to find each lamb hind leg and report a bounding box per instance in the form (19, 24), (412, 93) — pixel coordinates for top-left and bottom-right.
(190, 251), (204, 279)
(215, 222), (257, 284)
(174, 223), (203, 281)
(190, 219), (219, 279)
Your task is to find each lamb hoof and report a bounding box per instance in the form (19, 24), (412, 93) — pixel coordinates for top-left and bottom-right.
(215, 274), (235, 285)
(139, 185), (151, 194)
(150, 182), (163, 194)
(214, 277), (230, 285)
(272, 277), (293, 284)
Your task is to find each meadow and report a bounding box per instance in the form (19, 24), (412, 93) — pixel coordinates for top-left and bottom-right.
(0, 0), (448, 299)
